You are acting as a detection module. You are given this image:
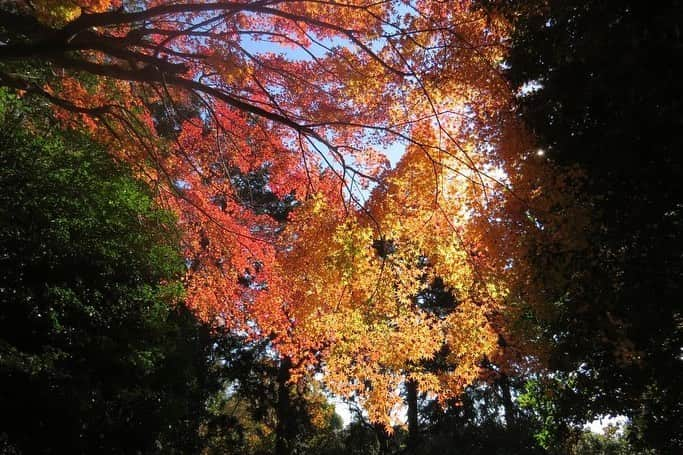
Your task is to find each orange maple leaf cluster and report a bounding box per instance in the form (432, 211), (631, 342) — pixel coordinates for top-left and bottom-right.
(4, 0), (573, 425)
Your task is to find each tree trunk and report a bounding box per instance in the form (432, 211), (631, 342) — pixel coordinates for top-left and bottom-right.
(275, 356), (294, 455)
(405, 378), (420, 452)
(373, 422), (392, 454)
(499, 373), (516, 427)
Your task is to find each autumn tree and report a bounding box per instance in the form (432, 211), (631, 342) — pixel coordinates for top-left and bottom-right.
(0, 0), (511, 311)
(0, 90), (224, 454)
(0, 0), (554, 435)
(275, 118), (551, 431)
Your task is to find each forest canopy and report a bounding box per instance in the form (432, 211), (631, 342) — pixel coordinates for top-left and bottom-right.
(0, 0), (681, 454)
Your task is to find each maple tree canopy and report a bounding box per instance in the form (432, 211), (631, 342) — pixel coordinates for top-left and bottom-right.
(0, 0), (564, 425)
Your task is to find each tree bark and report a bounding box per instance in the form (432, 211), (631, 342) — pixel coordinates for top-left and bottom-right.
(405, 378), (420, 452)
(275, 355), (294, 455)
(373, 422), (392, 455)
(499, 373), (516, 427)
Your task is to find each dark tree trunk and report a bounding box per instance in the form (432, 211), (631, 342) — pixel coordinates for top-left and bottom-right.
(275, 355), (294, 455)
(405, 378), (420, 452)
(374, 422), (392, 454)
(499, 373), (516, 427)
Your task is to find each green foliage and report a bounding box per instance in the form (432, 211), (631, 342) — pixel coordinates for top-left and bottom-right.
(414, 380), (544, 455)
(201, 341), (345, 455)
(569, 430), (655, 455)
(517, 378), (572, 451)
(226, 165), (298, 223)
(0, 91), (221, 454)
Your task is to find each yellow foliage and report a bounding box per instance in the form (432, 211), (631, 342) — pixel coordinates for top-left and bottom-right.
(33, 0), (112, 26)
(277, 123), (522, 426)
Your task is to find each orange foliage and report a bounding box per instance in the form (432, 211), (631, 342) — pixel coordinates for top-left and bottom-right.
(0, 0), (566, 425)
(277, 124), (511, 426)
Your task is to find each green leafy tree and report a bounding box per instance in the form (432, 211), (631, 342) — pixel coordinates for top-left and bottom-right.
(483, 1), (683, 452)
(0, 91), (221, 454)
(202, 336), (344, 455)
